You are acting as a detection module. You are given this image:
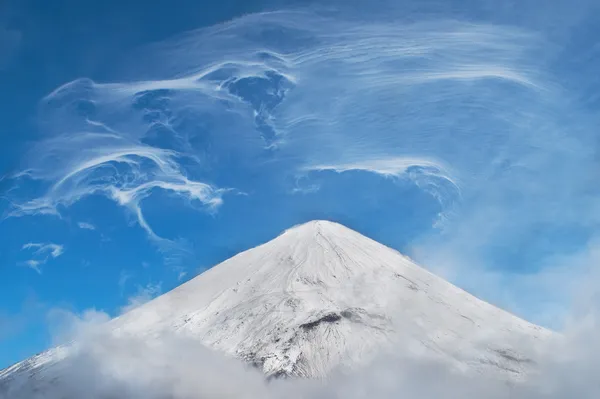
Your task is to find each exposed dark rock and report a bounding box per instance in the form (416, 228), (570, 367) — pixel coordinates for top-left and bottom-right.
(494, 349), (534, 364)
(300, 313), (342, 330)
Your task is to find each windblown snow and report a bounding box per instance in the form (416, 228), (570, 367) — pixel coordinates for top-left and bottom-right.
(1, 220), (551, 393)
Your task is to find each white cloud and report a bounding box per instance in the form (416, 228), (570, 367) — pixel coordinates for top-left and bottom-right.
(7, 291), (600, 398)
(307, 157), (454, 180)
(2, 10), (540, 249)
(20, 242), (65, 274)
(22, 260), (42, 274)
(306, 156), (459, 195)
(7, 132), (226, 248)
(306, 157), (461, 226)
(22, 242), (65, 258)
(77, 222), (96, 230)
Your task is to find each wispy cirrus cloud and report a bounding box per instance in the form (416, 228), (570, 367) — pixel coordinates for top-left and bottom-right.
(4, 13), (539, 237)
(22, 259), (43, 274)
(307, 157), (455, 179)
(77, 222), (96, 230)
(7, 130), (226, 246)
(22, 242), (65, 258)
(20, 242), (65, 274)
(305, 157), (461, 222)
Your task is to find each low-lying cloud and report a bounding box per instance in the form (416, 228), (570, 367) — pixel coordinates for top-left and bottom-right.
(3, 300), (600, 399)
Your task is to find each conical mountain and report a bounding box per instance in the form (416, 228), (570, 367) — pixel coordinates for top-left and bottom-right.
(1, 220), (550, 387)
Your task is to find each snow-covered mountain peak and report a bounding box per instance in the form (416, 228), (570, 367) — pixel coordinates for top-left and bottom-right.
(1, 220), (552, 387)
(108, 219), (549, 378)
(283, 219), (343, 234)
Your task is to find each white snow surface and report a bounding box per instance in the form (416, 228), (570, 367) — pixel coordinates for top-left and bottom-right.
(1, 220), (551, 386)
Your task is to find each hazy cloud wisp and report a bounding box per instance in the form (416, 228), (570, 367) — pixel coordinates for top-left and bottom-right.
(19, 242), (65, 273)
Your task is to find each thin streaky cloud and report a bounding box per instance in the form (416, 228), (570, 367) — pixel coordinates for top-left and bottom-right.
(22, 260), (42, 274)
(306, 157), (461, 225)
(22, 242), (65, 258)
(5, 13), (537, 247)
(77, 222), (96, 230)
(7, 133), (226, 247)
(306, 157), (457, 184)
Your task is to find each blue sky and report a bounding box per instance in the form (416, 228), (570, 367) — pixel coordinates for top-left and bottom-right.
(1, 0), (600, 369)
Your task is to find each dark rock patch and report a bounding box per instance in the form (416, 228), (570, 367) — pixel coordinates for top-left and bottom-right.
(494, 349), (534, 364)
(300, 313), (342, 330)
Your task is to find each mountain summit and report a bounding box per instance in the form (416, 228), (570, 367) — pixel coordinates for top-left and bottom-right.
(2, 220), (550, 388)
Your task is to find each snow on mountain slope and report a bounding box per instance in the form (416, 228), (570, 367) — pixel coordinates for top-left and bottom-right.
(1, 220), (551, 388)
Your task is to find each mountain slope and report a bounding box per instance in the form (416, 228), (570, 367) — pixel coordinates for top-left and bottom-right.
(1, 220), (551, 388)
